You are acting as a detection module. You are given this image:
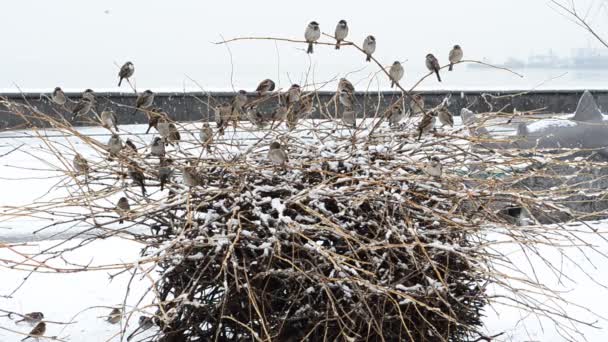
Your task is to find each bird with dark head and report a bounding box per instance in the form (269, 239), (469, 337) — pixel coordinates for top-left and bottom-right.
(128, 162), (147, 196)
(106, 307), (122, 324)
(363, 35), (376, 62)
(305, 21), (321, 54)
(417, 111), (437, 140)
(285, 84), (301, 106)
(133, 90), (154, 115)
(71, 97), (93, 121)
(11, 312), (44, 325)
(124, 139), (137, 154)
(425, 54), (442, 82)
(82, 89), (95, 101)
(255, 79), (275, 96)
(127, 315), (155, 341)
(159, 158), (173, 191)
(151, 136), (165, 158)
(52, 87), (66, 105)
(21, 322), (45, 341)
(334, 20), (348, 49)
(116, 198), (130, 224)
(146, 108), (162, 134)
(448, 45), (463, 71)
(268, 141), (288, 166)
(423, 156), (443, 178)
(118, 61), (135, 87)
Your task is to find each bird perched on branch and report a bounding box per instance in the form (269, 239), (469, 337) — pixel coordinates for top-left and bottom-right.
(231, 90), (248, 117)
(200, 123), (213, 152)
(363, 35), (376, 62)
(21, 322), (45, 341)
(268, 141), (288, 166)
(409, 95), (425, 116)
(339, 89), (355, 110)
(334, 20), (348, 49)
(305, 21), (321, 54)
(71, 97), (93, 121)
(106, 307), (122, 324)
(285, 84), (301, 107)
(128, 162), (147, 196)
(255, 79), (275, 96)
(159, 158), (173, 191)
(417, 111), (437, 140)
(338, 78), (355, 94)
(107, 133), (123, 158)
(448, 45), (463, 71)
(387, 102), (406, 128)
(389, 61), (404, 88)
(271, 104), (288, 124)
(167, 123), (181, 146)
(215, 103), (232, 135)
(51, 87), (66, 106)
(437, 105), (454, 128)
(145, 108), (165, 134)
(425, 54), (442, 82)
(133, 90), (154, 115)
(127, 315), (155, 341)
(100, 109), (119, 132)
(118, 61), (134, 87)
(182, 166), (202, 187)
(82, 89), (95, 102)
(124, 139), (138, 154)
(423, 156), (442, 178)
(116, 198), (130, 224)
(73, 153), (89, 175)
(10, 312), (44, 325)
(150, 137), (165, 158)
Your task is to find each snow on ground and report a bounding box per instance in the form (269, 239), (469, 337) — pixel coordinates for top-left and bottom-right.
(1, 122), (608, 341)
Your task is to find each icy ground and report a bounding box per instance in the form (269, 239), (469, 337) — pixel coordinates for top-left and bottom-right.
(0, 122), (607, 341)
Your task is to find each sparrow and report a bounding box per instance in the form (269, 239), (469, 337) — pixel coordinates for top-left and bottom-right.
(128, 162), (147, 196)
(246, 107), (267, 129)
(389, 61), (404, 88)
(409, 95), (425, 116)
(127, 315), (155, 341)
(13, 312), (44, 325)
(125, 139), (138, 153)
(107, 133), (123, 157)
(271, 104), (288, 123)
(200, 123), (213, 152)
(107, 308), (122, 324)
(82, 89), (95, 102)
(342, 109), (356, 128)
(156, 118), (171, 139)
(286, 107), (299, 131)
(71, 97), (93, 121)
(182, 166), (202, 187)
(437, 106), (454, 128)
(214, 103), (232, 133)
(100, 109), (119, 132)
(268, 141), (288, 166)
(363, 35), (376, 62)
(51, 87), (66, 105)
(425, 54), (442, 82)
(116, 198), (130, 224)
(21, 322), (45, 341)
(73, 153), (89, 175)
(150, 137), (165, 158)
(159, 158), (173, 191)
(118, 61), (135, 87)
(285, 84), (301, 106)
(167, 123), (181, 146)
(304, 21), (321, 54)
(417, 111), (436, 140)
(334, 20), (348, 49)
(423, 156), (442, 178)
(231, 90), (248, 116)
(255, 79), (275, 96)
(337, 78), (355, 94)
(339, 89), (354, 110)
(387, 102), (406, 127)
(133, 90), (154, 115)
(145, 108), (163, 134)
(448, 45), (463, 71)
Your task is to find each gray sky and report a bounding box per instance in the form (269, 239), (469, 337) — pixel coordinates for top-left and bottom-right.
(2, 0), (607, 91)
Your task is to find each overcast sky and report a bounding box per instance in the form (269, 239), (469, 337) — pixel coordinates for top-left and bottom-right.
(2, 0), (607, 91)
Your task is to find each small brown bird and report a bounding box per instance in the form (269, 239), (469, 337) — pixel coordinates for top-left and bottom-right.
(423, 156), (443, 178)
(215, 103), (233, 134)
(159, 158), (173, 191)
(271, 104), (288, 124)
(106, 307), (122, 324)
(128, 163), (147, 196)
(437, 106), (454, 128)
(21, 322), (45, 341)
(118, 61), (135, 87)
(285, 84), (301, 106)
(167, 123), (181, 146)
(51, 87), (66, 105)
(255, 79), (275, 96)
(124, 139), (137, 153)
(339, 89), (354, 110)
(182, 166), (202, 187)
(71, 97), (93, 121)
(82, 89), (95, 102)
(268, 141), (288, 166)
(200, 123), (213, 152)
(363, 35), (376, 62)
(305, 21), (321, 54)
(107, 134), (123, 157)
(334, 20), (349, 49)
(417, 111), (437, 140)
(116, 197), (130, 224)
(337, 78), (355, 94)
(389, 61), (404, 88)
(12, 312), (44, 325)
(448, 45), (463, 71)
(145, 109), (162, 134)
(387, 102), (406, 127)
(409, 95), (425, 116)
(150, 137), (165, 157)
(425, 54), (442, 82)
(231, 90), (248, 116)
(100, 109), (119, 132)
(73, 153), (89, 175)
(133, 90), (154, 115)
(127, 315), (155, 341)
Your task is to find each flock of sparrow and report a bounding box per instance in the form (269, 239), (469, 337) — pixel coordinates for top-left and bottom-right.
(10, 19), (463, 341)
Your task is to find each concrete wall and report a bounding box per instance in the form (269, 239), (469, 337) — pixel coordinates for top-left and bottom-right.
(1, 90), (607, 129)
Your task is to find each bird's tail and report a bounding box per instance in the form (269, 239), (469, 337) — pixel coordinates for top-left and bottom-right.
(145, 125), (151, 134)
(141, 184), (147, 196)
(417, 128), (423, 141)
(160, 179), (165, 191)
(449, 63), (454, 71)
(307, 42), (314, 54)
(132, 108), (138, 115)
(335, 41), (341, 50)
(435, 70), (442, 82)
(366, 54), (371, 62)
(119, 218), (124, 224)
(72, 113), (78, 121)
(391, 81), (395, 88)
(118, 78), (123, 87)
